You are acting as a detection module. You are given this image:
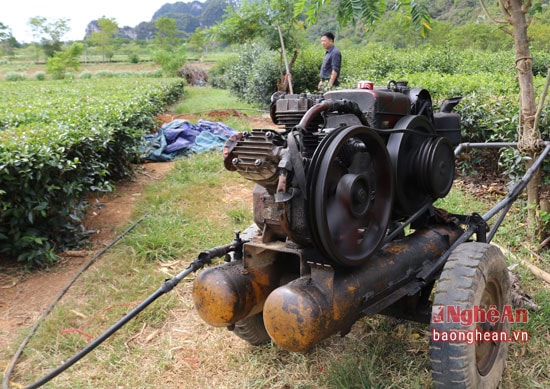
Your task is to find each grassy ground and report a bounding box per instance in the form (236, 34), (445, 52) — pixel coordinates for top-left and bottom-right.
(1, 86), (548, 388)
(173, 86), (265, 117)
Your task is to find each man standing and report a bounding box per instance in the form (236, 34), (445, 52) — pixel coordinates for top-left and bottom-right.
(318, 32), (341, 90)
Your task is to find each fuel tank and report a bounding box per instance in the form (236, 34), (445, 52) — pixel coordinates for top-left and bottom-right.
(262, 224), (463, 351)
(192, 250), (281, 326)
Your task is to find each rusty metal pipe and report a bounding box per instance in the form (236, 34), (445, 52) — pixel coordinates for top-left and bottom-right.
(297, 101), (329, 130)
(262, 224), (463, 351)
(297, 99), (368, 130)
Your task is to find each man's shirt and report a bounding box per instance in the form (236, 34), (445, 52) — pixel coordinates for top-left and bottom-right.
(320, 46), (341, 85)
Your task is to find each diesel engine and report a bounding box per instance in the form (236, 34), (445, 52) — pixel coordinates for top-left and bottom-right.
(222, 80), (461, 267)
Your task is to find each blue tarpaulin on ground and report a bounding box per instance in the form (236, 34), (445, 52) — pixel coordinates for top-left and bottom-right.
(140, 119), (236, 162)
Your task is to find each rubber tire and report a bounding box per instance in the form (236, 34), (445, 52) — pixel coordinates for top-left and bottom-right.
(231, 313), (271, 346)
(430, 243), (511, 389)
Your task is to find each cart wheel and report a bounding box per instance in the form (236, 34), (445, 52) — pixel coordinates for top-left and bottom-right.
(430, 243), (511, 389)
(231, 313), (271, 346)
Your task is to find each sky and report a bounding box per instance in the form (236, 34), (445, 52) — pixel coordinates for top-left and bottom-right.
(1, 1), (179, 43)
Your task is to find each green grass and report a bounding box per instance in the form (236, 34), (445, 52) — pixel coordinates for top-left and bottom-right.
(171, 86), (269, 133)
(175, 86), (265, 116)
(128, 153), (254, 261)
(1, 86), (548, 388)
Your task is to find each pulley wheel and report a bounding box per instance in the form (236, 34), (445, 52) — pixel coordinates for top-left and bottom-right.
(307, 126), (393, 267)
(417, 136), (455, 199)
(386, 115), (436, 218)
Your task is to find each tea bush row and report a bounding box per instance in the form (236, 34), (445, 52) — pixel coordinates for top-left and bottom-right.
(0, 78), (185, 267)
(4, 69), (164, 82)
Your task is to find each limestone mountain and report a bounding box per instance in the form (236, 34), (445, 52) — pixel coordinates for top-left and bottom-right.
(84, 0), (230, 40)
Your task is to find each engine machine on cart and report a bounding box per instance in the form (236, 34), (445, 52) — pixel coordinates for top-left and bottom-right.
(191, 80), (528, 388)
(15, 81), (549, 389)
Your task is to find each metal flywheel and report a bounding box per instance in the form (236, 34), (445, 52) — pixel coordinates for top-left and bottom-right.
(307, 125), (394, 267)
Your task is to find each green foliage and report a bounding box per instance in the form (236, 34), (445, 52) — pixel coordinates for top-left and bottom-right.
(242, 49), (280, 106)
(209, 44), (321, 104)
(0, 78), (185, 267)
(208, 53), (239, 89)
(531, 49), (550, 77)
(89, 18), (119, 62)
(541, 209), (550, 234)
(0, 21), (11, 41)
(153, 46), (187, 76)
(212, 0), (305, 54)
(291, 46), (324, 92)
(295, 0), (431, 37)
(529, 20), (550, 51)
(46, 42), (84, 80)
(34, 71), (46, 81)
(5, 72), (26, 81)
(78, 70), (93, 79)
(29, 16), (70, 57)
(128, 52), (140, 64)
(154, 17), (182, 49)
(29, 16), (70, 42)
(219, 43), (280, 106)
(188, 27), (208, 55)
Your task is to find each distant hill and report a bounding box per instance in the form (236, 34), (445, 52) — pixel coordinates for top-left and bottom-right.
(152, 0), (228, 34)
(429, 0), (482, 24)
(85, 0), (230, 40)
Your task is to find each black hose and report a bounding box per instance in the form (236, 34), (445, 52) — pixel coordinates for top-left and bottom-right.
(24, 258), (207, 389)
(2, 215), (149, 389)
(20, 233), (245, 388)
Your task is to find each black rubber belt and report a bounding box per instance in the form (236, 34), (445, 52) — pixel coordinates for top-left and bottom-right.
(287, 129), (308, 200)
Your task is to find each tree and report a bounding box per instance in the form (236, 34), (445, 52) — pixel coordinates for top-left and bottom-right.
(294, 0), (431, 37)
(152, 46), (187, 76)
(479, 0), (548, 239)
(89, 18), (119, 62)
(29, 16), (70, 57)
(188, 27), (208, 60)
(0, 22), (11, 41)
(154, 17), (181, 49)
(213, 0), (304, 51)
(212, 0), (306, 92)
(152, 17), (186, 76)
(0, 22), (15, 56)
(46, 42), (84, 79)
(211, 1), (267, 45)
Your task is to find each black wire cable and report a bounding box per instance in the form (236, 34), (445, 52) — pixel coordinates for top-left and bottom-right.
(2, 215), (148, 389)
(10, 233), (244, 388)
(24, 258), (207, 389)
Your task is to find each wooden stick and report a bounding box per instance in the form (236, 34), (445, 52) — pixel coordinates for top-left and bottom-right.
(494, 243), (550, 284)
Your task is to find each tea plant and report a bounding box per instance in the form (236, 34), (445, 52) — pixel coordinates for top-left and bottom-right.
(0, 77), (185, 267)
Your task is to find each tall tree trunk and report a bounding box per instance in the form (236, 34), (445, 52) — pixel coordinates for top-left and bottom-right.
(503, 0), (543, 238)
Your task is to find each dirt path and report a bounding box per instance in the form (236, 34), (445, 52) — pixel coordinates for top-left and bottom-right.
(0, 162), (176, 354)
